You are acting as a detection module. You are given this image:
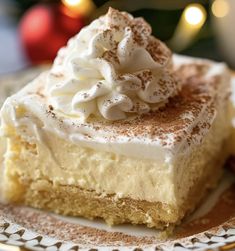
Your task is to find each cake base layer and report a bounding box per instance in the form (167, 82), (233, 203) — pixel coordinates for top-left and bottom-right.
(7, 142), (226, 229)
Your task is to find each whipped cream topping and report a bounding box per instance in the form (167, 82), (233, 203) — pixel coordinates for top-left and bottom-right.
(47, 8), (180, 120)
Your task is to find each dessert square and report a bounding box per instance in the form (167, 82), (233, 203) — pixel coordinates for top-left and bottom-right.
(0, 8), (232, 229)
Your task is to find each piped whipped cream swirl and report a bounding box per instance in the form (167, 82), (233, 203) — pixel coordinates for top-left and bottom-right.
(47, 8), (180, 120)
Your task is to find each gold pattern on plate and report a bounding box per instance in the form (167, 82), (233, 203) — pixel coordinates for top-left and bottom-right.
(220, 241), (235, 250)
(0, 243), (30, 251)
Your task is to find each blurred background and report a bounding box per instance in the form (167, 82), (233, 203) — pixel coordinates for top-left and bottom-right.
(0, 0), (235, 75)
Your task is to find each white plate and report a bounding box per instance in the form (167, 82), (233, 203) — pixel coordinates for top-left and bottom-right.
(0, 69), (235, 251)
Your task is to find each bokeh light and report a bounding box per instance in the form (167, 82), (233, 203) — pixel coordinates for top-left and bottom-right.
(184, 4), (206, 26)
(63, 0), (82, 7)
(212, 0), (229, 18)
(62, 0), (95, 17)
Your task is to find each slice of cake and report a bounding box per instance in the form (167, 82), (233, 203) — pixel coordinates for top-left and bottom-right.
(0, 8), (232, 229)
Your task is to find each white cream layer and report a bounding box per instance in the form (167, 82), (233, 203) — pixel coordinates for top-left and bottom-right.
(0, 55), (230, 162)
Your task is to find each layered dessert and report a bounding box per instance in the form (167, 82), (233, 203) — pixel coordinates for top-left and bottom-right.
(0, 8), (232, 229)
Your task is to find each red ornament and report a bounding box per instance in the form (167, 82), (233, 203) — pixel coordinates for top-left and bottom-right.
(19, 4), (85, 64)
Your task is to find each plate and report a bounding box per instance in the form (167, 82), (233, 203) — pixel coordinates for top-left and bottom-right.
(0, 69), (235, 251)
